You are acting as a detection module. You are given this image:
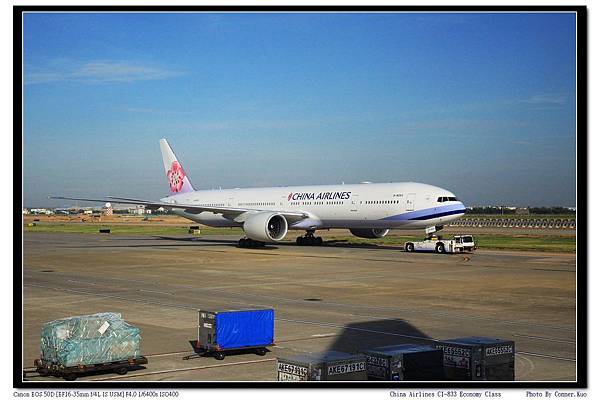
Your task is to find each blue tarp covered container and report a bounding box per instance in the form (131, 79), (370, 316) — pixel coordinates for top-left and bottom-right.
(40, 312), (141, 367)
(198, 309), (274, 350)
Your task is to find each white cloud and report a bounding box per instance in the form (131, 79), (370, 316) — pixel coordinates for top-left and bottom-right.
(25, 60), (183, 84)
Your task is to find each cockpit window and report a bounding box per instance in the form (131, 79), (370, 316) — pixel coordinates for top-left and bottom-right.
(437, 196), (458, 202)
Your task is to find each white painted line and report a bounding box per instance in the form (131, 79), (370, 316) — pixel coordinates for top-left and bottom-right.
(86, 358), (277, 381)
(513, 334), (576, 344)
(516, 352), (576, 362)
(311, 333), (337, 338)
(67, 279), (96, 285)
(138, 289), (174, 295)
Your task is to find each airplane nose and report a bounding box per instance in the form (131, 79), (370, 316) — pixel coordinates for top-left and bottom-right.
(459, 202), (466, 215)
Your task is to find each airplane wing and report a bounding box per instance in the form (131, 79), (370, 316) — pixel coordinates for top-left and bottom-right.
(50, 195), (309, 223)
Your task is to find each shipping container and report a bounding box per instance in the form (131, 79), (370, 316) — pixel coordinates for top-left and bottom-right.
(277, 351), (367, 381)
(196, 309), (274, 360)
(361, 344), (444, 381)
(436, 336), (515, 380)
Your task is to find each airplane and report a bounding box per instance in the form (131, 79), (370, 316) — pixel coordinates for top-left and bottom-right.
(53, 139), (467, 248)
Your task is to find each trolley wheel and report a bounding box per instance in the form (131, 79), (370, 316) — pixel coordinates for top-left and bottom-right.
(405, 243), (414, 252)
(435, 243), (445, 254)
(37, 368), (49, 377)
(214, 352), (225, 360)
(255, 347), (267, 356)
(63, 372), (78, 381)
(115, 366), (129, 375)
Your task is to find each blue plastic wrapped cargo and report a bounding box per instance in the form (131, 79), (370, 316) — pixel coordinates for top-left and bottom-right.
(39, 312), (141, 367)
(196, 309), (274, 360)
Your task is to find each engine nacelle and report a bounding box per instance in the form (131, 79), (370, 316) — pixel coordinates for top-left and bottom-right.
(243, 212), (288, 242)
(349, 228), (390, 239)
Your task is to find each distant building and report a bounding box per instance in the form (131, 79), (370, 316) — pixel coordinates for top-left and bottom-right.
(30, 208), (53, 215)
(131, 205), (146, 215)
(515, 208), (530, 215)
(103, 202), (113, 216)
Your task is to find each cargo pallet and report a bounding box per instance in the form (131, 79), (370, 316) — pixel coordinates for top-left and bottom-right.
(34, 356), (148, 381)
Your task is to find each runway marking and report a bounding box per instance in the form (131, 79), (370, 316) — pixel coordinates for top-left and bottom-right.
(516, 351), (576, 363)
(278, 317), (433, 342)
(145, 350), (191, 358)
(513, 334), (576, 344)
(26, 275), (577, 332)
(311, 333), (337, 338)
(23, 283), (577, 364)
(532, 268), (574, 273)
(516, 355), (536, 379)
(212, 275), (387, 289)
(67, 279), (96, 285)
(85, 358), (277, 381)
(138, 289), (174, 295)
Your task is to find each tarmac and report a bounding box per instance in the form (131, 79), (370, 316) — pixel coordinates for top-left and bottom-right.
(22, 232), (577, 382)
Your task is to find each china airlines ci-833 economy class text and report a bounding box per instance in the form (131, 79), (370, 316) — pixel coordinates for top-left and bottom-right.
(53, 139), (466, 247)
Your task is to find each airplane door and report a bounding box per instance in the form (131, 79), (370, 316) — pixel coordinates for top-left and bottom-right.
(406, 193), (416, 211)
(350, 193), (359, 212)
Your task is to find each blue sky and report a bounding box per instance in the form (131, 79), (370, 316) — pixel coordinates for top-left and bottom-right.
(23, 12), (577, 207)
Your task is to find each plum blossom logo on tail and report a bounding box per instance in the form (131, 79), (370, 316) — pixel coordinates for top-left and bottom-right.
(167, 161), (186, 193)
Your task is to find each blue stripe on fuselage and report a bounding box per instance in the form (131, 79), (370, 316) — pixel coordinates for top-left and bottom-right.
(382, 204), (466, 221)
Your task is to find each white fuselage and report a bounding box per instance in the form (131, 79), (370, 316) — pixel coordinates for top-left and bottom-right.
(161, 182), (466, 231)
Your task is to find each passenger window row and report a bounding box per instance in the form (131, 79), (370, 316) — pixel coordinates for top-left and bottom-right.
(363, 200), (400, 205)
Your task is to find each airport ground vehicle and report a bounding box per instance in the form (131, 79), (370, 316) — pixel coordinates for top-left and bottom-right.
(404, 235), (476, 254)
(186, 309), (275, 360)
(34, 356), (148, 381)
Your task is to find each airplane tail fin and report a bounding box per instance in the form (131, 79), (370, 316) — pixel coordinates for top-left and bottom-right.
(159, 139), (195, 194)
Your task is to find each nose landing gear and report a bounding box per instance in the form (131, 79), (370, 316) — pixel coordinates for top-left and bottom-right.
(296, 230), (323, 246)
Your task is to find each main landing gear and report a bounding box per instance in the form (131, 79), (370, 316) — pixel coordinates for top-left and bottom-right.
(238, 238), (265, 248)
(296, 230), (323, 246)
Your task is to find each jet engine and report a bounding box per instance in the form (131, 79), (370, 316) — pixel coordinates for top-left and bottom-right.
(243, 212), (288, 242)
(349, 228), (390, 239)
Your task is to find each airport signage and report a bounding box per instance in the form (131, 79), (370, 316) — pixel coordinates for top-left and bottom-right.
(327, 361), (366, 375)
(485, 345), (513, 356)
(288, 191), (352, 201)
